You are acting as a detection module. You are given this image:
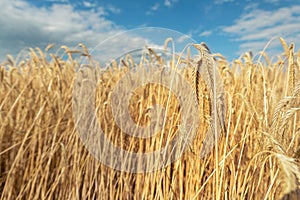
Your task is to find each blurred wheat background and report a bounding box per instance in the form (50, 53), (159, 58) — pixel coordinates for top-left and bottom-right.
(0, 38), (300, 199)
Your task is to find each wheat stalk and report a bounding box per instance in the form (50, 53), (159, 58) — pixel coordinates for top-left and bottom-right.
(193, 43), (226, 158)
(288, 43), (295, 96)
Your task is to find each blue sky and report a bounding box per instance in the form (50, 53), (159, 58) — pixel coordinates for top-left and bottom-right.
(0, 0), (300, 63)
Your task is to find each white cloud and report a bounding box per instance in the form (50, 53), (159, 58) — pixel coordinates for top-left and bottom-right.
(199, 31), (212, 37)
(107, 4), (121, 14)
(264, 0), (280, 3)
(151, 3), (160, 11)
(0, 0), (162, 63)
(244, 3), (259, 11)
(146, 3), (160, 15)
(46, 0), (68, 3)
(83, 1), (95, 8)
(176, 34), (192, 43)
(214, 0), (234, 5)
(164, 0), (171, 7)
(147, 0), (178, 15)
(164, 0), (178, 7)
(222, 5), (300, 56)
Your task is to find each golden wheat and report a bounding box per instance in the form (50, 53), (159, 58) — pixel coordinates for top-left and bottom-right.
(0, 39), (300, 199)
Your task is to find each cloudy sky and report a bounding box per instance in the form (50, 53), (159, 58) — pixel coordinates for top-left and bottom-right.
(0, 0), (299, 63)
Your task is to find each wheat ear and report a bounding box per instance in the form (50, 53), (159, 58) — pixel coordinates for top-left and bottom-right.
(193, 43), (226, 157)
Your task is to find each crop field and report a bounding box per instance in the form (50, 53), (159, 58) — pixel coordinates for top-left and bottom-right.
(0, 38), (300, 199)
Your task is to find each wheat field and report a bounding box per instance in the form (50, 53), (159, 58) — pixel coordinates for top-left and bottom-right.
(0, 38), (300, 199)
